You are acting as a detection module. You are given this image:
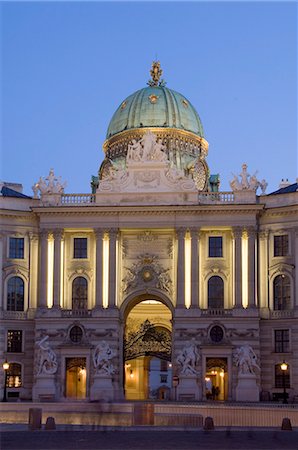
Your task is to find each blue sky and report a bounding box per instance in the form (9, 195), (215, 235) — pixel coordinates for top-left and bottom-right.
(1, 1), (297, 195)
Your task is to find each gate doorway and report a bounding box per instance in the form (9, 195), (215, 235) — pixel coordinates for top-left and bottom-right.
(205, 357), (228, 401)
(124, 300), (172, 400)
(65, 357), (87, 399)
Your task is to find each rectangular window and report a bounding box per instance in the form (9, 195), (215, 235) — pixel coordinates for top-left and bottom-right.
(275, 330), (290, 353)
(73, 238), (88, 259)
(209, 236), (223, 257)
(275, 364), (290, 388)
(160, 360), (168, 372)
(9, 238), (24, 259)
(274, 235), (289, 257)
(7, 330), (23, 353)
(160, 374), (168, 383)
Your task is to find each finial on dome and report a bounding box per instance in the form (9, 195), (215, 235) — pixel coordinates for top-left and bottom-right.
(147, 61), (166, 87)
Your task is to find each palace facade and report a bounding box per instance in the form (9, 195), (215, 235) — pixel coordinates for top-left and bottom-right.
(1, 63), (297, 403)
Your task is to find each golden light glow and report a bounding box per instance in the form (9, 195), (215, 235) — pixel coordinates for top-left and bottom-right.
(129, 369), (134, 379)
(281, 361), (288, 371)
(220, 372), (225, 378)
(47, 236), (54, 308)
(205, 377), (210, 382)
(185, 233), (191, 308)
(60, 239), (64, 308)
(242, 233), (248, 308)
(103, 235), (109, 308)
(3, 361), (9, 371)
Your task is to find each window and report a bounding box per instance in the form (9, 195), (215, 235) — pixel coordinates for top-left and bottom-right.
(72, 277), (88, 310)
(73, 238), (88, 259)
(160, 374), (168, 383)
(275, 330), (290, 353)
(275, 364), (290, 388)
(274, 235), (289, 257)
(6, 363), (22, 388)
(273, 275), (291, 310)
(9, 238), (24, 259)
(160, 360), (168, 372)
(7, 330), (23, 353)
(209, 237), (223, 257)
(69, 326), (83, 343)
(208, 276), (224, 309)
(7, 277), (24, 311)
(210, 325), (224, 343)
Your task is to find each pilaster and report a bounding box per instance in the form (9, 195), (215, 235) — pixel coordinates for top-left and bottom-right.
(189, 227), (200, 308)
(108, 228), (118, 308)
(95, 228), (104, 308)
(53, 229), (63, 308)
(176, 227), (186, 308)
(38, 230), (49, 308)
(232, 227), (243, 308)
(247, 227), (256, 308)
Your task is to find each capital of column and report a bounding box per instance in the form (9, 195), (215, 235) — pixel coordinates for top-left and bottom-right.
(94, 228), (105, 240)
(176, 227), (186, 240)
(28, 231), (39, 242)
(107, 228), (119, 241)
(39, 229), (49, 240)
(232, 226), (243, 240)
(246, 226), (257, 239)
(53, 228), (64, 241)
(259, 230), (269, 240)
(189, 227), (200, 240)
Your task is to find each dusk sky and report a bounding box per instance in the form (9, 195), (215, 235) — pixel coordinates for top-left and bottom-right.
(2, 1), (297, 195)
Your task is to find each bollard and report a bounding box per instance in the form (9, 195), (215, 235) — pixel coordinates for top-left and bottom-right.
(203, 416), (214, 430)
(45, 416), (56, 430)
(281, 417), (292, 431)
(28, 408), (42, 430)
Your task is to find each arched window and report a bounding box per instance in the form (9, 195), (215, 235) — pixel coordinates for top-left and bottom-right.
(72, 277), (88, 310)
(7, 363), (22, 387)
(273, 275), (291, 310)
(7, 277), (24, 311)
(208, 276), (224, 309)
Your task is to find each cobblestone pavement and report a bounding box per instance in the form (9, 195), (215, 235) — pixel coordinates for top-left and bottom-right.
(1, 429), (298, 450)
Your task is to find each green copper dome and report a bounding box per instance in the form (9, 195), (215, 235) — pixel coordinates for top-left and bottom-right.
(106, 85), (204, 139)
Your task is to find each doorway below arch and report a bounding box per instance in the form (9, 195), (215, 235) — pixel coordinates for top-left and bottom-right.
(124, 299), (172, 400)
(205, 357), (228, 401)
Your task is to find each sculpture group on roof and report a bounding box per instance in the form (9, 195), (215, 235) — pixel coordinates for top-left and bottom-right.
(230, 164), (267, 194)
(127, 131), (168, 163)
(32, 168), (67, 198)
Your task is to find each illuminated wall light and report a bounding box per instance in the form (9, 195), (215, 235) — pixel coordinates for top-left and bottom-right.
(102, 235), (109, 308)
(60, 239), (64, 308)
(47, 236), (54, 308)
(129, 369), (134, 379)
(220, 372), (225, 378)
(242, 233), (248, 308)
(184, 233), (191, 308)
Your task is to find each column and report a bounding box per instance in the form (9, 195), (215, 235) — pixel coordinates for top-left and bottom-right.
(0, 233), (3, 310)
(258, 230), (269, 309)
(95, 228), (104, 308)
(233, 227), (243, 308)
(295, 228), (298, 308)
(38, 230), (48, 308)
(29, 232), (39, 309)
(176, 227), (186, 308)
(190, 228), (200, 308)
(53, 229), (63, 308)
(108, 228), (118, 308)
(247, 227), (256, 308)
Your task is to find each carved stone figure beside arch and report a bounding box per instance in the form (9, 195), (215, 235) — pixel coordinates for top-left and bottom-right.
(176, 341), (200, 376)
(233, 344), (260, 375)
(35, 335), (58, 375)
(93, 341), (116, 376)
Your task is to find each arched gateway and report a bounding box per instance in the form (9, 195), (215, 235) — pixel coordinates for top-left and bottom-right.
(120, 292), (173, 400)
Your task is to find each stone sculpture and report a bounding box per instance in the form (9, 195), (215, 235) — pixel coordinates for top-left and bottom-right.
(229, 164), (267, 193)
(36, 335), (58, 375)
(176, 342), (200, 376)
(93, 341), (116, 375)
(33, 169), (67, 197)
(233, 344), (260, 375)
(126, 131), (167, 163)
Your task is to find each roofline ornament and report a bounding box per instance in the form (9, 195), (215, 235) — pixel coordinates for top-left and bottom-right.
(147, 61), (166, 87)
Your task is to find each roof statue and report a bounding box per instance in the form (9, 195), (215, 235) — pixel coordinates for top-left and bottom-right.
(229, 164), (267, 194)
(147, 61), (166, 87)
(32, 168), (67, 206)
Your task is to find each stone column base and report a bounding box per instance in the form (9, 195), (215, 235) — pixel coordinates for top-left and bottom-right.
(235, 373), (259, 402)
(32, 375), (57, 402)
(176, 375), (200, 401)
(90, 374), (114, 401)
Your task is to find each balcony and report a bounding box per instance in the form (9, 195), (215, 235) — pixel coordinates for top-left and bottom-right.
(201, 308), (233, 317)
(61, 309), (92, 318)
(269, 310), (295, 319)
